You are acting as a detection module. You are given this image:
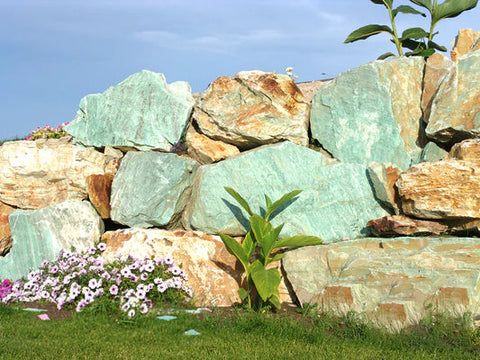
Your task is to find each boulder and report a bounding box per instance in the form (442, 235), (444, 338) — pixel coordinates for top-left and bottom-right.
(184, 141), (388, 242)
(110, 151), (198, 228)
(86, 173), (114, 219)
(366, 162), (401, 214)
(64, 70), (194, 151)
(448, 138), (480, 161)
(310, 57), (425, 170)
(397, 159), (480, 219)
(283, 237), (480, 329)
(100, 228), (243, 307)
(0, 202), (15, 256)
(193, 71), (310, 149)
(0, 201), (104, 280)
(0, 139), (112, 209)
(185, 125), (240, 164)
(426, 51), (480, 147)
(296, 80), (332, 102)
(418, 142), (447, 163)
(367, 215), (448, 236)
(450, 28), (480, 62)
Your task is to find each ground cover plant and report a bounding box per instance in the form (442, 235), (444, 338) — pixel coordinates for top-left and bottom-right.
(25, 122), (70, 140)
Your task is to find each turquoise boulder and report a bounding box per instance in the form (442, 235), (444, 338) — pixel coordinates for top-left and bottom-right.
(64, 70), (194, 151)
(184, 141), (388, 242)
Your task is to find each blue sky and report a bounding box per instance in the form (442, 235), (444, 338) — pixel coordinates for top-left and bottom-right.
(1, 0), (479, 140)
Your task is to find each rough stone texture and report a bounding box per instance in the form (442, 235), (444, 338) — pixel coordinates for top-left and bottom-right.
(0, 202), (15, 256)
(0, 201), (104, 281)
(64, 70), (194, 151)
(283, 237), (480, 329)
(103, 146), (123, 175)
(296, 80), (332, 102)
(184, 141), (388, 242)
(418, 142), (447, 163)
(421, 53), (454, 123)
(86, 173), (114, 219)
(0, 139), (112, 209)
(450, 29), (480, 62)
(366, 162), (401, 214)
(367, 215), (448, 236)
(448, 138), (480, 161)
(185, 125), (240, 164)
(397, 159), (480, 219)
(100, 228), (242, 307)
(426, 51), (480, 147)
(193, 71), (310, 150)
(311, 57), (425, 170)
(110, 151), (198, 228)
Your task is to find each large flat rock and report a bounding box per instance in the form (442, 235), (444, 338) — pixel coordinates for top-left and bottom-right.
(184, 141), (387, 242)
(310, 57), (425, 170)
(64, 70), (194, 151)
(0, 201), (104, 281)
(110, 151), (198, 228)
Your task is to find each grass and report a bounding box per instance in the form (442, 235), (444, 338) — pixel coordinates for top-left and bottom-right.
(1, 304), (479, 360)
(0, 136), (25, 146)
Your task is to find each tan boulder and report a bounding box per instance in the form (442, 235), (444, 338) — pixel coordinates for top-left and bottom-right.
(448, 138), (480, 161)
(397, 160), (480, 219)
(296, 79), (332, 103)
(0, 201), (15, 256)
(450, 28), (480, 62)
(193, 70), (310, 150)
(367, 215), (448, 236)
(0, 139), (112, 209)
(185, 125), (240, 164)
(86, 173), (114, 219)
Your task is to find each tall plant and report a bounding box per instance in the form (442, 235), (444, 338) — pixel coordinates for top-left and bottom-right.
(344, 0), (478, 59)
(219, 187), (322, 310)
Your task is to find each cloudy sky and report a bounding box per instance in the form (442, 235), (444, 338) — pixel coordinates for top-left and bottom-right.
(1, 0), (479, 140)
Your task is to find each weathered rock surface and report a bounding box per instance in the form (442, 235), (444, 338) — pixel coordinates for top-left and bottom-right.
(426, 51), (480, 147)
(367, 215), (448, 236)
(397, 160), (480, 219)
(366, 162), (400, 214)
(451, 28), (480, 62)
(418, 142), (447, 163)
(0, 139), (112, 209)
(193, 71), (310, 149)
(110, 151), (198, 228)
(100, 228), (243, 307)
(283, 237), (480, 329)
(184, 141), (388, 242)
(448, 138), (480, 161)
(86, 173), (114, 219)
(421, 53), (454, 123)
(64, 70), (194, 151)
(296, 79), (332, 102)
(185, 125), (240, 164)
(0, 201), (104, 280)
(0, 202), (15, 256)
(311, 57), (425, 170)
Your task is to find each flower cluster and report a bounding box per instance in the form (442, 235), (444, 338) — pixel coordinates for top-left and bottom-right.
(0, 279), (11, 299)
(25, 122), (69, 141)
(1, 243), (192, 319)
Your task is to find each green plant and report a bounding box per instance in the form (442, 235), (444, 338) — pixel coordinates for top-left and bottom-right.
(219, 187), (322, 310)
(26, 122), (69, 141)
(345, 0), (478, 59)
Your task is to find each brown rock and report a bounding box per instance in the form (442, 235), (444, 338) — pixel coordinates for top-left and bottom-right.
(421, 53), (454, 123)
(0, 139), (112, 209)
(397, 160), (480, 219)
(193, 70), (310, 150)
(448, 138), (480, 161)
(367, 215), (448, 236)
(0, 201), (15, 256)
(185, 125), (240, 164)
(451, 28), (480, 62)
(86, 173), (114, 219)
(296, 79), (332, 103)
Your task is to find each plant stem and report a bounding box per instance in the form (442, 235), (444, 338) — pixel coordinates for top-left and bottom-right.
(387, 2), (404, 56)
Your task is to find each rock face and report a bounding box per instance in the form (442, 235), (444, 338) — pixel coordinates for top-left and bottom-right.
(283, 237), (480, 329)
(0, 201), (104, 281)
(0, 139), (112, 209)
(193, 71), (310, 149)
(0, 202), (15, 256)
(64, 70), (194, 151)
(86, 173), (114, 219)
(397, 159), (480, 219)
(310, 57), (425, 170)
(366, 162), (401, 214)
(451, 28), (480, 62)
(110, 151), (198, 228)
(418, 142), (447, 163)
(100, 228), (242, 307)
(426, 51), (480, 147)
(367, 215), (448, 236)
(184, 141), (387, 242)
(296, 80), (332, 102)
(448, 138), (480, 161)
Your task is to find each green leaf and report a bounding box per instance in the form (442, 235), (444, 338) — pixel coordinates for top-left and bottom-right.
(264, 190), (302, 221)
(377, 52), (396, 60)
(264, 195), (272, 210)
(409, 0), (433, 11)
(224, 187), (253, 216)
(416, 48), (436, 57)
(268, 293), (281, 309)
(432, 0), (478, 25)
(393, 5), (426, 17)
(242, 231), (256, 260)
(219, 234), (250, 274)
(250, 215), (277, 260)
(270, 253), (286, 263)
(401, 39), (426, 51)
(250, 260), (281, 302)
(400, 27), (429, 40)
(237, 288), (249, 300)
(273, 235), (323, 250)
(428, 40), (447, 52)
(370, 0), (393, 7)
(344, 24), (394, 43)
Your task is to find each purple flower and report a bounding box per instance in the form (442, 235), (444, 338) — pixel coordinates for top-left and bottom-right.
(140, 273), (149, 281)
(109, 285), (118, 296)
(87, 247), (96, 255)
(157, 284), (167, 293)
(164, 257), (173, 265)
(97, 242), (107, 252)
(121, 303), (130, 312)
(88, 279), (98, 289)
(136, 290), (146, 300)
(170, 266), (181, 276)
(139, 303), (149, 314)
(127, 309), (136, 318)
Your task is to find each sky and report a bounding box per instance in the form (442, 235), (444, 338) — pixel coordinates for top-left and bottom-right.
(1, 0), (479, 140)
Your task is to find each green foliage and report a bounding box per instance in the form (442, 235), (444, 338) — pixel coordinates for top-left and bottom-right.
(345, 0), (478, 59)
(220, 187), (322, 310)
